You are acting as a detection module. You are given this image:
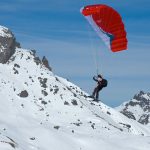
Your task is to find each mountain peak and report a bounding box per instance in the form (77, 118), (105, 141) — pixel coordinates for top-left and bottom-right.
(133, 90), (145, 100)
(0, 25), (20, 64)
(0, 25), (13, 38)
(117, 91), (150, 125)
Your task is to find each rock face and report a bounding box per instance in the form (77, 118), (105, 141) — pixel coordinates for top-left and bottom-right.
(117, 91), (150, 125)
(18, 90), (29, 98)
(42, 56), (52, 71)
(0, 26), (21, 64)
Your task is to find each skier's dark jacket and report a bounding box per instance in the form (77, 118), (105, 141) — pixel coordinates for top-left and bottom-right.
(93, 76), (108, 87)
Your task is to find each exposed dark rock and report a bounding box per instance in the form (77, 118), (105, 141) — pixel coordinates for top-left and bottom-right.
(38, 77), (47, 88)
(72, 130), (74, 133)
(72, 122), (82, 126)
(0, 141), (16, 148)
(53, 88), (59, 94)
(0, 26), (21, 64)
(18, 90), (28, 98)
(127, 101), (139, 107)
(71, 99), (78, 106)
(41, 90), (48, 96)
(133, 91), (146, 101)
(73, 93), (77, 97)
(14, 63), (20, 68)
(34, 56), (41, 65)
(120, 110), (136, 120)
(54, 126), (60, 130)
(52, 85), (59, 94)
(31, 49), (36, 56)
(119, 91), (150, 125)
(60, 94), (63, 99)
(42, 56), (52, 71)
(64, 101), (69, 105)
(50, 88), (53, 92)
(144, 105), (150, 112)
(108, 123), (123, 132)
(138, 114), (149, 125)
(13, 67), (19, 74)
(30, 137), (35, 140)
(91, 123), (95, 129)
(107, 111), (111, 115)
(41, 100), (47, 105)
(26, 56), (31, 60)
(119, 122), (131, 129)
(1, 136), (18, 149)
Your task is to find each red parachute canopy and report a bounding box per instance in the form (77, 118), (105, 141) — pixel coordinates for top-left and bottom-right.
(81, 4), (128, 52)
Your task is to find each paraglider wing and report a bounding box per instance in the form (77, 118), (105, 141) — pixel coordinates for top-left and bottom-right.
(81, 4), (128, 52)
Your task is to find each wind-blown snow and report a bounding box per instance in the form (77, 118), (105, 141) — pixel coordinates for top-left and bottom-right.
(0, 48), (150, 150)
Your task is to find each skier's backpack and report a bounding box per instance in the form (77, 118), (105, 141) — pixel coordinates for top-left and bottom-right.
(101, 79), (108, 87)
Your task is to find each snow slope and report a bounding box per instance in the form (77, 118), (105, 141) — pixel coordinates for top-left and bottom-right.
(0, 48), (150, 150)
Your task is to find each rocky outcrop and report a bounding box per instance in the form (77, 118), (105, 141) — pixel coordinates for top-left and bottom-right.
(0, 26), (21, 64)
(0, 25), (53, 73)
(42, 56), (52, 71)
(120, 110), (136, 120)
(18, 90), (29, 98)
(118, 91), (150, 125)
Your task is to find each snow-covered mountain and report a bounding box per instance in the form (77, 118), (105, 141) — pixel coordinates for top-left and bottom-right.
(116, 91), (150, 125)
(0, 25), (150, 150)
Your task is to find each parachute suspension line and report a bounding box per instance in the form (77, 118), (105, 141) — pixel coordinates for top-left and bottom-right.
(87, 24), (99, 75)
(94, 47), (99, 75)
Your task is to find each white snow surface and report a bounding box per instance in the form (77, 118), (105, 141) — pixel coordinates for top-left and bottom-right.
(0, 25), (12, 38)
(0, 48), (150, 150)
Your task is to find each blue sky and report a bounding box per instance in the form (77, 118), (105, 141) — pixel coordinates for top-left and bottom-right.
(0, 0), (150, 107)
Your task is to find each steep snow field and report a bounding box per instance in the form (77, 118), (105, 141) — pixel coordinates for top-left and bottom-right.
(0, 48), (150, 150)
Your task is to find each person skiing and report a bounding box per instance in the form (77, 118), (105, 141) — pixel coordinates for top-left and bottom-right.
(91, 74), (107, 101)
